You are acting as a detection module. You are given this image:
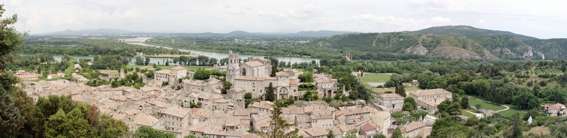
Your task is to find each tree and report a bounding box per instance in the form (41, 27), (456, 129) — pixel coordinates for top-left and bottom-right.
(193, 68), (210, 80)
(0, 91), (24, 137)
(221, 81), (232, 94)
(392, 128), (403, 138)
(265, 83), (276, 101)
(95, 115), (127, 137)
(430, 118), (470, 138)
(513, 92), (540, 110)
(64, 107), (94, 137)
(395, 85), (406, 97)
(302, 90), (319, 101)
(402, 97), (417, 112)
(299, 70), (314, 83)
(437, 100), (461, 117)
(461, 96), (470, 109)
(144, 57), (150, 65)
(261, 104), (299, 138)
(506, 113), (523, 138)
(374, 133), (386, 138)
(44, 109), (67, 138)
(269, 57), (278, 77)
(327, 130), (334, 138)
(0, 5), (21, 70)
(344, 132), (357, 138)
(134, 126), (175, 138)
(244, 93), (253, 108)
(552, 123), (567, 138)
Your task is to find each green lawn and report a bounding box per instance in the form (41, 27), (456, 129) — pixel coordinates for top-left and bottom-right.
(498, 106), (527, 118)
(361, 73), (393, 83)
(469, 96), (506, 111)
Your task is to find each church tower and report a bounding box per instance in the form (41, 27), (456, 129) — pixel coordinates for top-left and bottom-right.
(227, 50), (240, 81)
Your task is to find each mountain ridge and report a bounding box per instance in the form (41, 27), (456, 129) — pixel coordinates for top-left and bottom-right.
(40, 29), (354, 38)
(311, 25), (567, 60)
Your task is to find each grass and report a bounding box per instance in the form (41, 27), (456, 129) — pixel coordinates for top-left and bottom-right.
(498, 106), (527, 118)
(361, 73), (393, 84)
(469, 96), (506, 111)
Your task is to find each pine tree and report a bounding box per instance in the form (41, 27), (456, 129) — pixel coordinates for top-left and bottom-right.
(262, 104), (299, 138)
(461, 96), (470, 109)
(0, 5), (25, 137)
(509, 113), (523, 138)
(265, 83), (276, 101)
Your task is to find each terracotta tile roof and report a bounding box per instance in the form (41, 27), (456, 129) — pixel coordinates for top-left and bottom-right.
(161, 106), (190, 118)
(250, 101), (274, 111)
(360, 122), (377, 133)
(234, 76), (276, 81)
(302, 127), (329, 137)
(410, 89), (451, 97)
(132, 113), (158, 127)
(544, 103), (566, 111)
(401, 121), (427, 133)
(244, 60), (265, 67)
(378, 93), (404, 99)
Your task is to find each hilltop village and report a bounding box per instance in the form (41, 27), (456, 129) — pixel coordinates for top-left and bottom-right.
(14, 50), (459, 138)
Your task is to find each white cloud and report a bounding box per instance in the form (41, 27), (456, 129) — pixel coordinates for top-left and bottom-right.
(2, 0), (567, 38)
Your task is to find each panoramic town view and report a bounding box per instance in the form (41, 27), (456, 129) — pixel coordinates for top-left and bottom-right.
(2, 0), (567, 138)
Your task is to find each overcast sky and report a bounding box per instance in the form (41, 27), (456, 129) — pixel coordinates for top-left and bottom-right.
(3, 0), (567, 38)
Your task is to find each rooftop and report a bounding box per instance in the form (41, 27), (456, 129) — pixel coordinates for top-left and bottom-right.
(161, 106), (191, 118)
(378, 93), (404, 99)
(410, 89), (452, 97)
(132, 113), (159, 127)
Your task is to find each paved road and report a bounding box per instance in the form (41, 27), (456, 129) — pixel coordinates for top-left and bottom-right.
(495, 105), (510, 113)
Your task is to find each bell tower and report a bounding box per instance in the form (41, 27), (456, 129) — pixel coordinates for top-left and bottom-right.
(227, 50), (240, 81)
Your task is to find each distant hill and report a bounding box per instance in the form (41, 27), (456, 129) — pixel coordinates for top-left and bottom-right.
(43, 29), (137, 36)
(41, 29), (353, 38)
(311, 25), (567, 60)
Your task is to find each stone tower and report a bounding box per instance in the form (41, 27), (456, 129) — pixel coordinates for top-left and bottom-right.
(227, 50), (240, 81)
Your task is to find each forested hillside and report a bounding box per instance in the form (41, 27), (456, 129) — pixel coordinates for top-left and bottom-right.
(312, 25), (567, 60)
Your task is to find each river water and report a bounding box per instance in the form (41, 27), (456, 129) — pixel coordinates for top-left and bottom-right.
(120, 37), (320, 65)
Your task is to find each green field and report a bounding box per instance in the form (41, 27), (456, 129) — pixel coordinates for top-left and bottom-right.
(497, 106), (527, 118)
(469, 96), (506, 111)
(361, 73), (393, 83)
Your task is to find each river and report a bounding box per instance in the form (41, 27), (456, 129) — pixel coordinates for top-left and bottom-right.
(120, 37), (320, 64)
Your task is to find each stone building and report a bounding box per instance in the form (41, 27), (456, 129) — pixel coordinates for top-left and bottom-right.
(157, 106), (191, 136)
(227, 51), (300, 99)
(543, 103), (567, 116)
(401, 121), (432, 138)
(375, 93), (404, 112)
(15, 70), (40, 81)
(314, 73), (338, 98)
(409, 89), (453, 113)
(181, 77), (223, 94)
(154, 66), (189, 85)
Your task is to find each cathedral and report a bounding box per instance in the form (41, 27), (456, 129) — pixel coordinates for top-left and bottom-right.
(227, 51), (300, 100)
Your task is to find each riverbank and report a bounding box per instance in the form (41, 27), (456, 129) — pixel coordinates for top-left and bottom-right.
(121, 37), (320, 64)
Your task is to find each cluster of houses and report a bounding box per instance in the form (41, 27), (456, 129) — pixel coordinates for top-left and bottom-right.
(17, 51), (473, 138)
